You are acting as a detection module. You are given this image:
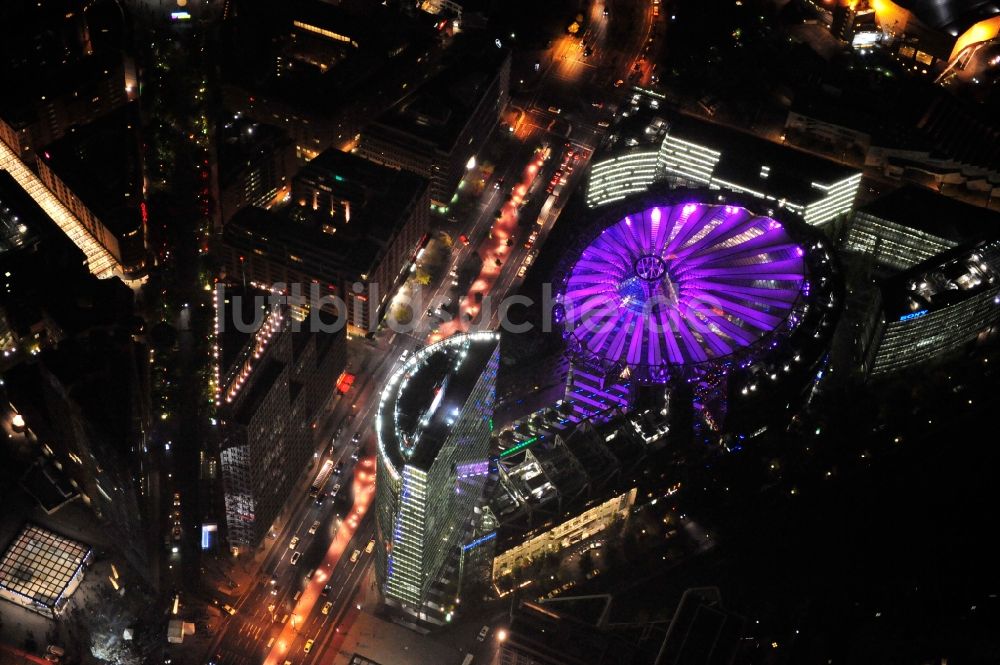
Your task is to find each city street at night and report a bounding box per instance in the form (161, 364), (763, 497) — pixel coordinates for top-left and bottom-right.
(4, 0), (1000, 664)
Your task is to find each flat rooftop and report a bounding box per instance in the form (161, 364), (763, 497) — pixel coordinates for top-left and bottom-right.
(880, 237), (1000, 318)
(366, 34), (507, 154)
(227, 147), (427, 278)
(664, 113), (861, 204)
(378, 332), (498, 472)
(0, 50), (128, 130)
(218, 117), (292, 190)
(0, 523), (90, 610)
(38, 103), (144, 238)
(217, 285), (273, 380)
(858, 185), (1000, 243)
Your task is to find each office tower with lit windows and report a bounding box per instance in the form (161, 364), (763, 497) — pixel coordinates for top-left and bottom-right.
(845, 185), (1000, 273)
(0, 49), (139, 161)
(217, 117), (296, 226)
(586, 96), (862, 227)
(374, 332), (499, 623)
(220, 147), (430, 333)
(218, 295), (346, 550)
(862, 238), (1000, 376)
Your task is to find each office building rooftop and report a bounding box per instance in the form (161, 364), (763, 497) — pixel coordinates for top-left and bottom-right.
(880, 237), (1000, 319)
(377, 332), (498, 472)
(367, 34), (508, 154)
(218, 117), (293, 190)
(663, 113), (860, 205)
(38, 103), (144, 238)
(227, 147), (427, 278)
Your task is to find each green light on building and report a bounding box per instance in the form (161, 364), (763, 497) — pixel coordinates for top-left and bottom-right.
(499, 436), (539, 459)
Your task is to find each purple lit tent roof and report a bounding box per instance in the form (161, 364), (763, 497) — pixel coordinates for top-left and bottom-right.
(557, 201), (809, 382)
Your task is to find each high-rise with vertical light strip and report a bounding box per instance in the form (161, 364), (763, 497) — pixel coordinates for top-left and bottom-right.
(375, 332), (499, 623)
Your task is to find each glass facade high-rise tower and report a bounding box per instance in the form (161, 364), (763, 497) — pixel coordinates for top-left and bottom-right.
(374, 331), (499, 623)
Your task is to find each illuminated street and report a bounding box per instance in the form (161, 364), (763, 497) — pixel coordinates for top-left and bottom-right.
(4, 0), (1000, 663)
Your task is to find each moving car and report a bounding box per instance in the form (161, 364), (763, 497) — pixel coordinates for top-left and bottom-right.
(289, 536), (299, 550)
(308, 521), (320, 535)
(350, 549), (361, 563)
(222, 604), (237, 616)
(322, 602), (333, 615)
(478, 625), (489, 641)
(304, 639), (314, 653)
(290, 551), (301, 565)
(365, 539), (375, 554)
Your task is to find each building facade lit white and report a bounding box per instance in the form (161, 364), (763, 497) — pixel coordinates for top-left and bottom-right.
(586, 110), (862, 226)
(374, 331), (499, 623)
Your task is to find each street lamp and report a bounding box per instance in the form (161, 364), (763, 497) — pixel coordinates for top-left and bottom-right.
(497, 629), (508, 642)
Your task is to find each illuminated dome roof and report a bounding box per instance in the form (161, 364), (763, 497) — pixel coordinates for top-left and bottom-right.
(555, 198), (811, 383)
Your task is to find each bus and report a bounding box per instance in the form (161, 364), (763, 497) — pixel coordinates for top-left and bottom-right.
(309, 459), (334, 497)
